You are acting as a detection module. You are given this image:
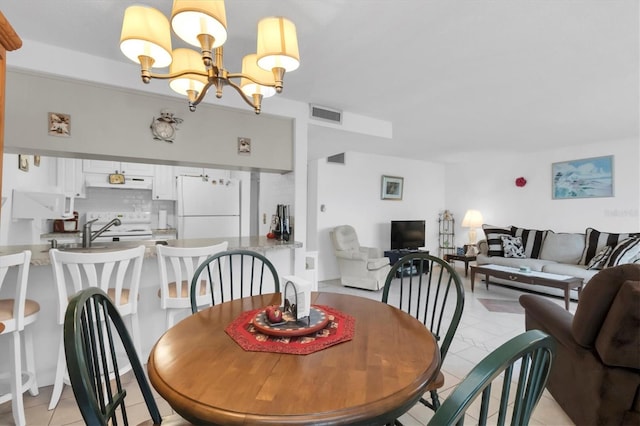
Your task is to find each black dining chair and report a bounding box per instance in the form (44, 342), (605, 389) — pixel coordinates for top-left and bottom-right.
(190, 249), (280, 313)
(64, 287), (190, 426)
(427, 330), (556, 425)
(382, 252), (465, 412)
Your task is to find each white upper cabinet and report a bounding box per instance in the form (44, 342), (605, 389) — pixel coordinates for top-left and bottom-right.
(57, 158), (86, 198)
(83, 160), (154, 176)
(153, 165), (176, 200)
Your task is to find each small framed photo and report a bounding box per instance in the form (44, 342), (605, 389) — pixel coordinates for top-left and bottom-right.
(48, 112), (71, 137)
(238, 137), (251, 155)
(381, 175), (404, 200)
(34, 155), (41, 167)
(18, 155), (29, 171)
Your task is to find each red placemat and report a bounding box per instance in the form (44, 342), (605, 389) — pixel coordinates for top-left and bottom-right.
(225, 304), (355, 355)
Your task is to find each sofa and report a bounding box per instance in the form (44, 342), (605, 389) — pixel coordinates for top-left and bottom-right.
(476, 225), (639, 296)
(520, 264), (640, 425)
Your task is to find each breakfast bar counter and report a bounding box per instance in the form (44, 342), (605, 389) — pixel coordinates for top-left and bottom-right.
(0, 236), (302, 266)
(0, 237), (302, 387)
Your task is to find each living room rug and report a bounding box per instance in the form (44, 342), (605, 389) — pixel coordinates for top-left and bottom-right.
(477, 298), (524, 314)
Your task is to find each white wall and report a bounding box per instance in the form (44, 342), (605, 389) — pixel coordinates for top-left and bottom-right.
(310, 152), (446, 281)
(444, 138), (640, 246)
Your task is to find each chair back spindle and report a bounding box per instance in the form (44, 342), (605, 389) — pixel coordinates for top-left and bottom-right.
(191, 249), (280, 313)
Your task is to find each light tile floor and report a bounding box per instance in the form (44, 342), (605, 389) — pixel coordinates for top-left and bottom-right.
(1, 265), (575, 425)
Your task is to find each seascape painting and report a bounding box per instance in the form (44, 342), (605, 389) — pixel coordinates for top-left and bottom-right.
(552, 156), (613, 199)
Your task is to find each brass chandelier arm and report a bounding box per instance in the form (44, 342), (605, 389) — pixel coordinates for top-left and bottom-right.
(225, 78), (263, 113)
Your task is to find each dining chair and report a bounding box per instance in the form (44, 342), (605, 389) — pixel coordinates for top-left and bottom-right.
(382, 252), (465, 411)
(64, 287), (191, 426)
(48, 245), (145, 410)
(157, 241), (228, 329)
(427, 330), (556, 425)
(190, 249), (280, 313)
(0, 250), (39, 426)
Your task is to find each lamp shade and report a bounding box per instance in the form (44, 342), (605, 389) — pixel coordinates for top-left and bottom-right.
(120, 5), (173, 68)
(169, 48), (209, 97)
(256, 17), (300, 72)
(461, 210), (484, 228)
(241, 54), (277, 98)
(171, 0), (227, 48)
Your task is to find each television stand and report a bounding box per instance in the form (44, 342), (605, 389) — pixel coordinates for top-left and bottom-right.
(384, 249), (430, 276)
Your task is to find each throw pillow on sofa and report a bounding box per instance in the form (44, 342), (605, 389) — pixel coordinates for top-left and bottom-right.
(606, 237), (640, 267)
(482, 225), (512, 257)
(510, 226), (549, 259)
(501, 235), (526, 258)
(587, 246), (613, 270)
(539, 231), (586, 264)
(579, 228), (640, 265)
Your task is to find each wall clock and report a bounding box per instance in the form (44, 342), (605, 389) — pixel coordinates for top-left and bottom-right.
(150, 110), (183, 143)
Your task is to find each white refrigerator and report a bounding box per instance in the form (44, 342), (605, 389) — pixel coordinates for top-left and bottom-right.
(176, 175), (241, 239)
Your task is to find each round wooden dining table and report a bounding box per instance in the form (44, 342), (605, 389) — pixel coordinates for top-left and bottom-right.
(148, 292), (440, 425)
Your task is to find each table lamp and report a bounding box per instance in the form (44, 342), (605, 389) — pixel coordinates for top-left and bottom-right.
(461, 209), (483, 256)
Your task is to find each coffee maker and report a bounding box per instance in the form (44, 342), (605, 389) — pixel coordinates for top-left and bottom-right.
(274, 204), (291, 241)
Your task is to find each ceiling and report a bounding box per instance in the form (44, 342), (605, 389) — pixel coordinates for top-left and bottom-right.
(3, 1), (638, 162)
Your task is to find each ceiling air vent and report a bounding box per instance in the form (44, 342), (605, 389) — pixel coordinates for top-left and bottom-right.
(327, 153), (345, 164)
(310, 104), (342, 124)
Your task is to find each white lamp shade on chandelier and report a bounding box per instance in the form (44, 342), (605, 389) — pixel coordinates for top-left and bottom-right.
(119, 1), (300, 113)
(256, 17), (300, 72)
(170, 0), (227, 49)
(168, 48), (208, 96)
(120, 5), (173, 68)
(241, 54), (277, 98)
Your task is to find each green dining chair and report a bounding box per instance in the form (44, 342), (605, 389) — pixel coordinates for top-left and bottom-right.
(428, 330), (556, 426)
(64, 287), (190, 426)
(382, 252), (465, 411)
(190, 249), (280, 313)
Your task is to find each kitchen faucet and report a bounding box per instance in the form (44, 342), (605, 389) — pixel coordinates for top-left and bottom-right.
(82, 217), (122, 248)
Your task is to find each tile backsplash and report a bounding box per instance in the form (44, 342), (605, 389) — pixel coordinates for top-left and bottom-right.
(73, 188), (176, 229)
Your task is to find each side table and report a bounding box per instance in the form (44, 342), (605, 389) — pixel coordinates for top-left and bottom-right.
(443, 253), (476, 277)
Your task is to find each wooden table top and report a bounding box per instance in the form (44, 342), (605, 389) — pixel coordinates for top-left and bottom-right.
(148, 292), (440, 425)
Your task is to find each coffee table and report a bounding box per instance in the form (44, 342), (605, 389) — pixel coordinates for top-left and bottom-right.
(470, 264), (583, 310)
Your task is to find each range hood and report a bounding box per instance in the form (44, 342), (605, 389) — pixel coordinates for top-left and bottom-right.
(85, 174), (153, 190)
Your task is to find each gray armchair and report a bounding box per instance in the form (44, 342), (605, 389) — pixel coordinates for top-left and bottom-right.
(330, 225), (390, 290)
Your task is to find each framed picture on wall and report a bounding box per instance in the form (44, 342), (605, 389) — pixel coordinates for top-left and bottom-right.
(552, 155), (614, 199)
(381, 175), (404, 200)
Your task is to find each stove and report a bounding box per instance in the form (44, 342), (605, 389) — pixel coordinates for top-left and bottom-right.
(85, 211), (153, 242)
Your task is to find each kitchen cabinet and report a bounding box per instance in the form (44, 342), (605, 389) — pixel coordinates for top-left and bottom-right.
(152, 165), (176, 200)
(57, 158), (86, 198)
(83, 159), (154, 176)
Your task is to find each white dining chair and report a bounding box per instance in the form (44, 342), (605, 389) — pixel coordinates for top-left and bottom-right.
(0, 250), (39, 426)
(157, 241), (228, 329)
(47, 245), (145, 410)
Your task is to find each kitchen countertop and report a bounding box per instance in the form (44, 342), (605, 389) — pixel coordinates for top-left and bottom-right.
(40, 228), (178, 239)
(0, 237), (302, 266)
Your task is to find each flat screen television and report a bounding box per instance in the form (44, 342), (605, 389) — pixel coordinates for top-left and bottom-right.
(391, 220), (426, 250)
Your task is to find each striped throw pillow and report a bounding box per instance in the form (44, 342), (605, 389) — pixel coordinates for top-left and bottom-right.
(579, 228), (640, 265)
(511, 226), (549, 259)
(586, 246), (613, 270)
(482, 225), (512, 257)
(606, 237), (640, 267)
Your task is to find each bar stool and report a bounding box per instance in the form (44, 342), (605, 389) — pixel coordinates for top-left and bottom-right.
(47, 245), (145, 410)
(157, 241), (228, 329)
(0, 250), (39, 426)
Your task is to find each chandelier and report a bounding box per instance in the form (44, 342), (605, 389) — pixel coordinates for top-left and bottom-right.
(119, 1), (300, 114)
